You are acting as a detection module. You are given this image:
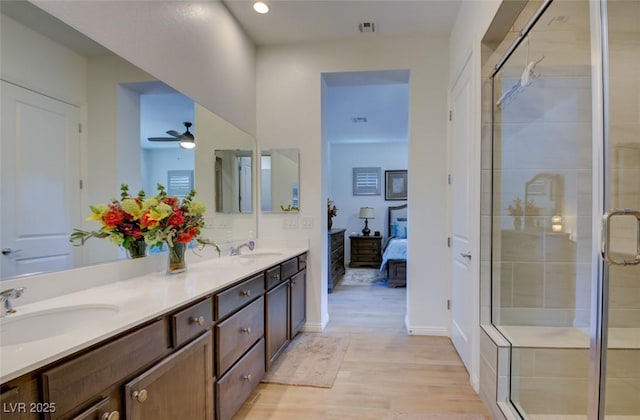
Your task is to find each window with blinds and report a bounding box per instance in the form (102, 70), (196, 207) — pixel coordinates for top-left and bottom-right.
(352, 167), (381, 196)
(167, 170), (194, 198)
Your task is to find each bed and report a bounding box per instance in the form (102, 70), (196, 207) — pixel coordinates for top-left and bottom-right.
(380, 204), (407, 287)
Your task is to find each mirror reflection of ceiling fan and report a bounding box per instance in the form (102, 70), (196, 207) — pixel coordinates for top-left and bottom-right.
(148, 121), (195, 149)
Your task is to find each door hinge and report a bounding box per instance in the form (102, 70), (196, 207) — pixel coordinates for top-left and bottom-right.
(448, 174), (452, 185)
(447, 299), (451, 310)
(79, 179), (83, 189)
(447, 237), (451, 247)
(78, 123), (82, 133)
(449, 110), (453, 121)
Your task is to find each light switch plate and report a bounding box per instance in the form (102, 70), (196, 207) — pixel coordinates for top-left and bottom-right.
(301, 216), (313, 229)
(283, 215), (298, 229)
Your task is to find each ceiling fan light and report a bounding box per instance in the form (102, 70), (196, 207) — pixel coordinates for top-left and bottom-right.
(180, 139), (196, 149)
(253, 1), (269, 14)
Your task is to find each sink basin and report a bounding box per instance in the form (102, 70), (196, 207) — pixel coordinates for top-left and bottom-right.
(0, 304), (119, 346)
(238, 252), (283, 259)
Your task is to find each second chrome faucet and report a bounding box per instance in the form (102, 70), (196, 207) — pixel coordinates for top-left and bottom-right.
(230, 241), (255, 256)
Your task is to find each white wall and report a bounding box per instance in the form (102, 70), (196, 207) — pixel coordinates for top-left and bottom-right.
(329, 142), (408, 262)
(33, 0), (256, 136)
(257, 36), (450, 334)
(142, 148), (195, 195)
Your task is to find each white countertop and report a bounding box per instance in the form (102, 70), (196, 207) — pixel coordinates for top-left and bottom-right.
(0, 247), (307, 383)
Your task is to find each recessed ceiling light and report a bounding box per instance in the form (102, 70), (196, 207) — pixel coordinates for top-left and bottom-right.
(253, 1), (270, 14)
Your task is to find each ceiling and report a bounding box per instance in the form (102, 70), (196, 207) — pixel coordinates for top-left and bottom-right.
(222, 0), (462, 46)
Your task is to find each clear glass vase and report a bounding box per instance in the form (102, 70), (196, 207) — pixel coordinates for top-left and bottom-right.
(126, 240), (147, 259)
(167, 242), (187, 274)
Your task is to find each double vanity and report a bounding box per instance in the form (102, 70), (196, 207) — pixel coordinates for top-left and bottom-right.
(0, 248), (308, 420)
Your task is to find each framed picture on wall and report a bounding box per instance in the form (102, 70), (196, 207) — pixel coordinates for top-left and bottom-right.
(385, 170), (408, 200)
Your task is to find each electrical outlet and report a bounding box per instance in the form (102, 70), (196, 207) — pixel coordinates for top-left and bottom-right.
(301, 216), (313, 229)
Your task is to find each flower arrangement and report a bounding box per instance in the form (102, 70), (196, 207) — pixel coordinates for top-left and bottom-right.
(327, 198), (338, 229)
(142, 184), (218, 253)
(70, 184), (219, 258)
(70, 184), (149, 255)
(328, 198), (338, 219)
(508, 197), (536, 216)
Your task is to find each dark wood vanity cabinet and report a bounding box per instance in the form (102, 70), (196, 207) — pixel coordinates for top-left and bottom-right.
(1, 252), (308, 420)
(265, 255), (307, 369)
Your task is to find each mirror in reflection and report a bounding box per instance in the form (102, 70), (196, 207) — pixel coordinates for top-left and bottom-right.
(214, 150), (254, 214)
(261, 149), (300, 212)
(0, 2), (257, 280)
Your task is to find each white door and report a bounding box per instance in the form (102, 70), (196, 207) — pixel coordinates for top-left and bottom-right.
(450, 58), (474, 371)
(1, 81), (81, 278)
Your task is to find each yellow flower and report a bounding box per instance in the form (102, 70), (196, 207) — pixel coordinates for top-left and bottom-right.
(141, 197), (159, 210)
(190, 200), (206, 215)
(86, 204), (109, 222)
(121, 198), (142, 219)
(148, 202), (172, 222)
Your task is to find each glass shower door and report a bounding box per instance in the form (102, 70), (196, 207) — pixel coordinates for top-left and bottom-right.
(601, 0), (640, 417)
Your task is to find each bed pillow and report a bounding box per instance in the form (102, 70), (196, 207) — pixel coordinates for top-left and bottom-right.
(393, 220), (407, 238)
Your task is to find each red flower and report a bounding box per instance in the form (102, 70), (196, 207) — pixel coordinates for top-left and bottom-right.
(176, 228), (197, 243)
(139, 211), (156, 228)
(103, 209), (125, 227)
(163, 197), (178, 206)
(167, 209), (185, 227)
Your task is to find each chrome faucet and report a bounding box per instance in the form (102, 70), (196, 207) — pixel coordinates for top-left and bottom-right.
(0, 287), (25, 317)
(230, 241), (255, 256)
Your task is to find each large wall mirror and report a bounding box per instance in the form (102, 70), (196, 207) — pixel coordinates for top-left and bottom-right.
(0, 2), (257, 280)
(261, 149), (300, 212)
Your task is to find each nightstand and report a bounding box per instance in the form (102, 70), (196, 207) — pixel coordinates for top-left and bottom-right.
(349, 235), (382, 268)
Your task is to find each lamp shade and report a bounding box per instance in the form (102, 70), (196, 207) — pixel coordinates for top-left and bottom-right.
(359, 207), (375, 219)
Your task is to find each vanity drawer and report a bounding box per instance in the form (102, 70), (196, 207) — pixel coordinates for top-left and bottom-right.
(281, 257), (298, 280)
(42, 319), (169, 419)
(265, 266), (282, 290)
(215, 273), (264, 320)
(172, 297), (213, 348)
(216, 338), (265, 420)
(215, 296), (264, 377)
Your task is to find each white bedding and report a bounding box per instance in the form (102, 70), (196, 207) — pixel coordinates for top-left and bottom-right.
(380, 238), (407, 271)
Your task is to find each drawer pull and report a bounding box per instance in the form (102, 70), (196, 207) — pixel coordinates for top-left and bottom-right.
(241, 327), (252, 334)
(243, 374), (252, 382)
(240, 290), (251, 297)
(102, 411), (120, 420)
(132, 389), (148, 403)
(190, 316), (205, 326)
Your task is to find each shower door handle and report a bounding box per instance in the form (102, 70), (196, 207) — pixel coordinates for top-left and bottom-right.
(601, 209), (640, 266)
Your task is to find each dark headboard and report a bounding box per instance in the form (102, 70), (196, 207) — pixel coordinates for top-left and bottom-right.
(387, 204), (408, 237)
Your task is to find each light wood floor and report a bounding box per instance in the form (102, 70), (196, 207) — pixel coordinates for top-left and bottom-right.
(234, 277), (491, 419)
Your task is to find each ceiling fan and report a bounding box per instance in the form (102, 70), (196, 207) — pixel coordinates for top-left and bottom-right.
(148, 121), (195, 149)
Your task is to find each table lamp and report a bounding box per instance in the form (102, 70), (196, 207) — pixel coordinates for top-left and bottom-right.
(359, 207), (375, 236)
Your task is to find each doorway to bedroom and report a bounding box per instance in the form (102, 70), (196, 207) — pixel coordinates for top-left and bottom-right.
(321, 69), (409, 326)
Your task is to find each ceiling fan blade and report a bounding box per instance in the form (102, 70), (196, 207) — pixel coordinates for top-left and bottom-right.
(148, 137), (179, 142)
(166, 130), (182, 138)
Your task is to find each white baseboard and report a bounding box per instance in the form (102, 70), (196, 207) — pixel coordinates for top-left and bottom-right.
(470, 374), (480, 393)
(406, 325), (449, 336)
(302, 322), (325, 333)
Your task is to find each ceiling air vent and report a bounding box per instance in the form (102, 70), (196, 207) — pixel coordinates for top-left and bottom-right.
(358, 22), (375, 33)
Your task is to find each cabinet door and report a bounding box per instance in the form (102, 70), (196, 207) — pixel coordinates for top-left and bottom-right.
(289, 270), (306, 338)
(266, 279), (290, 369)
(0, 380), (39, 420)
(124, 331), (213, 420)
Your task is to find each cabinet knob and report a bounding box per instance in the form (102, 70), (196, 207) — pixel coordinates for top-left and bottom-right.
(102, 411), (120, 420)
(240, 290), (251, 297)
(132, 389), (148, 403)
(190, 316), (205, 326)
(243, 374), (252, 382)
(241, 327), (252, 334)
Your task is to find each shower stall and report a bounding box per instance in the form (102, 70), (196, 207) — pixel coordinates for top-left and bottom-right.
(481, 0), (639, 418)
